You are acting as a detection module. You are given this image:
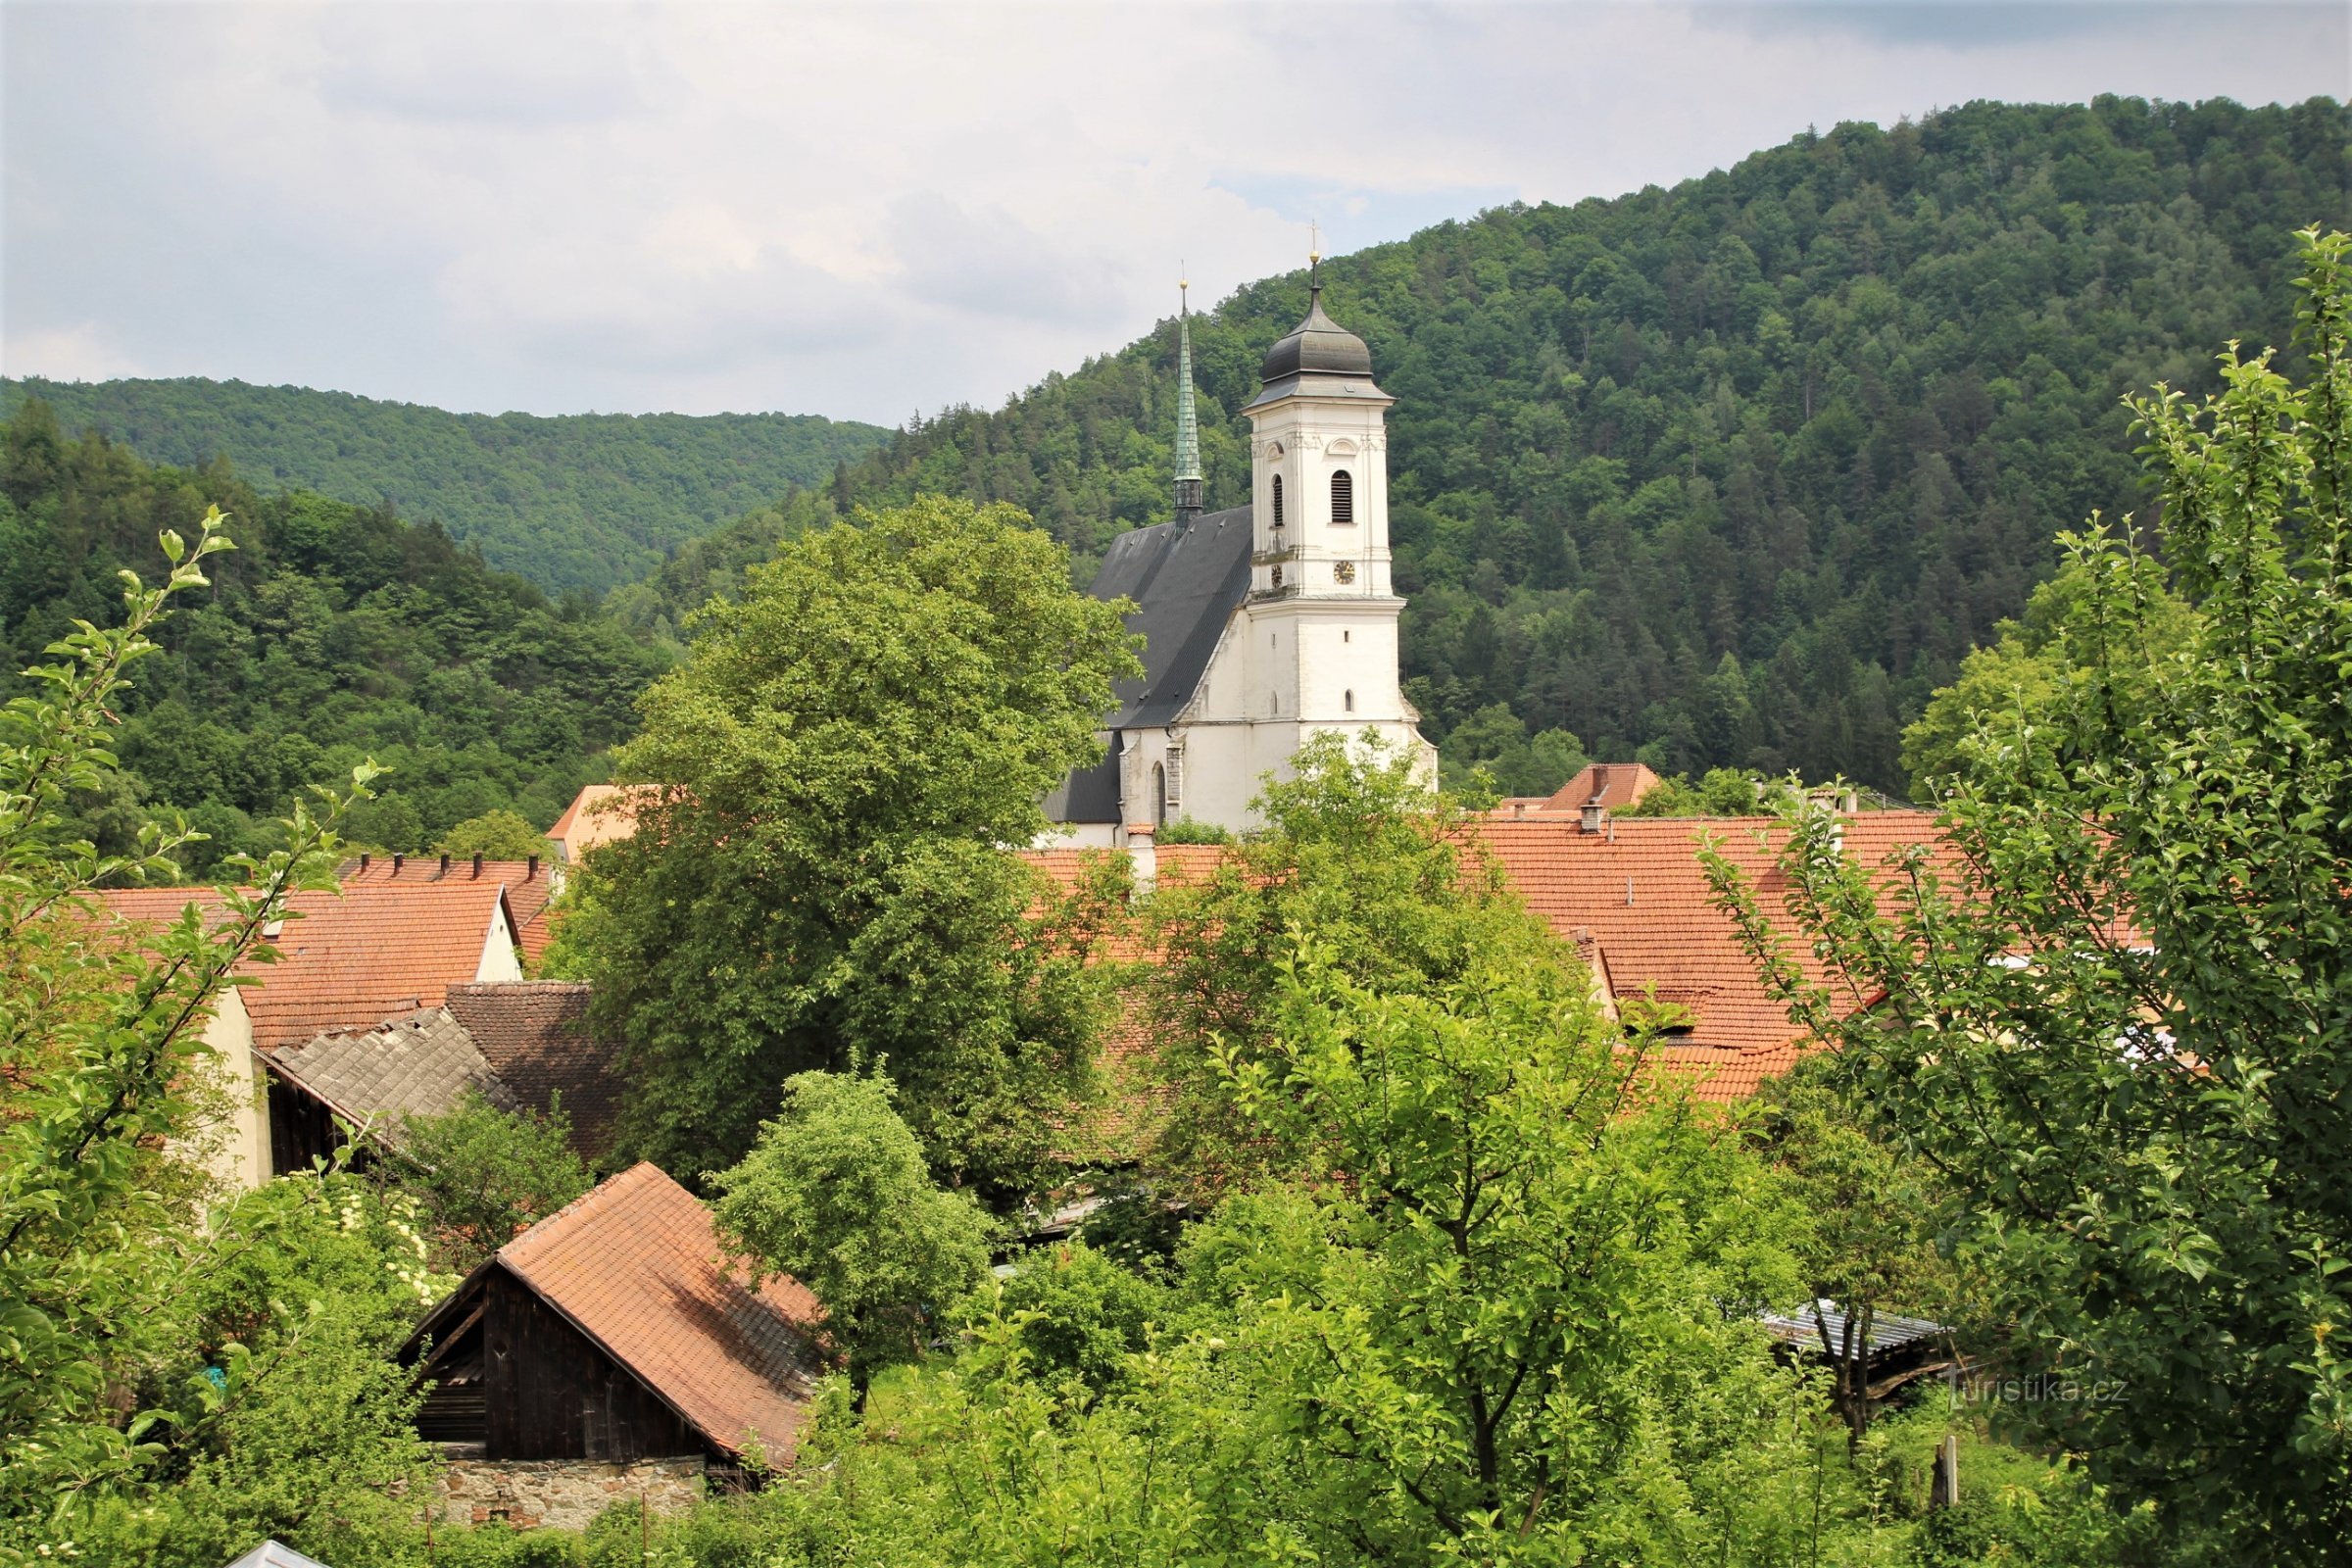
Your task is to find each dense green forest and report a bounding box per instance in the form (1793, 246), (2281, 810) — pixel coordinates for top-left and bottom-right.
(0, 401), (666, 870)
(0, 376), (889, 593)
(616, 96), (2348, 792)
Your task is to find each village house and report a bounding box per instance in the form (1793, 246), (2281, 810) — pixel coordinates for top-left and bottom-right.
(265, 980), (621, 1173)
(402, 1162), (826, 1527)
(97, 873), (530, 1190)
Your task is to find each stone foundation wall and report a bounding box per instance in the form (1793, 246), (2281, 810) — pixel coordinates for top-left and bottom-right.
(436, 1455), (705, 1531)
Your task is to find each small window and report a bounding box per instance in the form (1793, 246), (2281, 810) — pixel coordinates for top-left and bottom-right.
(1344, 629), (1351, 643)
(1271, 474), (1285, 526)
(1270, 564), (1284, 589)
(1331, 469), (1354, 525)
(1152, 763), (1167, 826)
(1345, 690), (1355, 712)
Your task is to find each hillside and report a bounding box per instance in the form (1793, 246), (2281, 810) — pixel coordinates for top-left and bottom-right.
(616, 96), (2348, 794)
(0, 376), (890, 593)
(0, 400), (668, 872)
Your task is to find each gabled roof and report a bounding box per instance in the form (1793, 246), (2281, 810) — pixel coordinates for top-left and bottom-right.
(269, 1007), (517, 1135)
(1054, 507), (1254, 823)
(222, 1543), (335, 1568)
(95, 882), (517, 1050)
(548, 784), (649, 863)
(1543, 762), (1662, 811)
(414, 1163), (825, 1462)
(445, 982), (622, 1159)
(1476, 810), (1951, 1100)
(341, 856), (561, 962)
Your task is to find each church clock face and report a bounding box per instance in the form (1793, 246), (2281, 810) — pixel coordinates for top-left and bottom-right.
(1333, 561), (1356, 585)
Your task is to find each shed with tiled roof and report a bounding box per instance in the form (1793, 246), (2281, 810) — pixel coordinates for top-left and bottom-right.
(403, 1163), (825, 1466)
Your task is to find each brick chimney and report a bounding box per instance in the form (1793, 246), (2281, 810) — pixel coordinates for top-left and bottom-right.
(471, 853), (484, 878)
(526, 855), (540, 881)
(438, 853), (451, 877)
(392, 853), (405, 874)
(1580, 802), (1606, 835)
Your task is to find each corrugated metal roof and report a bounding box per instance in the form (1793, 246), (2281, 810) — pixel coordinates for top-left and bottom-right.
(1761, 1300), (1950, 1357)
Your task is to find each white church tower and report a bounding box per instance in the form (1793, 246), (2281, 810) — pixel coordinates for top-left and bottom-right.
(1230, 256), (1423, 799)
(1042, 260), (1434, 846)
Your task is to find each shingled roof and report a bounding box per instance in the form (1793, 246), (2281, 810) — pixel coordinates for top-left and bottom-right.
(410, 1163), (826, 1463)
(445, 982), (622, 1160)
(269, 1007), (518, 1137)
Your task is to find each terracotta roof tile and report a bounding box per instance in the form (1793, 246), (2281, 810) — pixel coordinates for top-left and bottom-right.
(496, 1163), (825, 1461)
(546, 785), (650, 863)
(444, 982), (623, 1161)
(95, 882), (515, 1050)
(1543, 762), (1663, 811)
(341, 857), (562, 965)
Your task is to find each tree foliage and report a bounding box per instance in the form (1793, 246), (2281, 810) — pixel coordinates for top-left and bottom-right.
(392, 1092), (594, 1272)
(1704, 227), (2352, 1555)
(0, 410), (668, 870)
(433, 808), (555, 862)
(0, 376), (890, 593)
(555, 496), (1141, 1190)
(712, 1072), (994, 1389)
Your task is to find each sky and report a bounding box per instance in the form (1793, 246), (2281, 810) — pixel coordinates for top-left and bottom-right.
(3, 1), (2345, 426)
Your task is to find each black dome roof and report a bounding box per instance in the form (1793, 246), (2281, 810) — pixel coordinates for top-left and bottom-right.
(1259, 287), (1373, 383)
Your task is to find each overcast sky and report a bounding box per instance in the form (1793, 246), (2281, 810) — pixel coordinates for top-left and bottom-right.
(3, 2), (2344, 425)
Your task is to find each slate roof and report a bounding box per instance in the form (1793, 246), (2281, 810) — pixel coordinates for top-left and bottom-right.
(94, 883), (516, 1050)
(446, 982), (622, 1160)
(270, 1007), (518, 1136)
(469, 1163), (826, 1462)
(1054, 506), (1254, 823)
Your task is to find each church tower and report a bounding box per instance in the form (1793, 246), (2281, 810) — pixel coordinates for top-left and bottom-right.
(1235, 258), (1424, 785)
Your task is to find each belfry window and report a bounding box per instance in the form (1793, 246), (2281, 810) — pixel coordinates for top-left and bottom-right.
(1271, 474), (1285, 527)
(1345, 689), (1355, 713)
(1331, 469), (1354, 524)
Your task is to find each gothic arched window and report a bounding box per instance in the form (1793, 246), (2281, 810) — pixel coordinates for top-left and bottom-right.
(1271, 474), (1285, 527)
(1331, 469), (1354, 525)
(1152, 763), (1167, 826)
(1345, 689), (1355, 713)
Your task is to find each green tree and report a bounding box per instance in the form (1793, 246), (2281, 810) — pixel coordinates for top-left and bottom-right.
(434, 808), (555, 862)
(561, 496), (1140, 1190)
(393, 1092), (595, 1271)
(1704, 228), (2352, 1555)
(711, 1071), (995, 1391)
(0, 510), (381, 1547)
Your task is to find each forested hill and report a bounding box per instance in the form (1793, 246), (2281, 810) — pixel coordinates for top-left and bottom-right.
(0, 400), (668, 872)
(619, 96), (2348, 794)
(0, 376), (890, 593)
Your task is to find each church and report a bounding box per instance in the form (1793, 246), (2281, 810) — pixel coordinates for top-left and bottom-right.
(1044, 273), (1435, 846)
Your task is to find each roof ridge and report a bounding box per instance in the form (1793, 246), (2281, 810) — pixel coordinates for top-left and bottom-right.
(499, 1160), (662, 1263)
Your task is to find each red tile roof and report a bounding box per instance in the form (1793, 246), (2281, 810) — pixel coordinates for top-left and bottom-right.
(1019, 810), (1953, 1112)
(95, 882), (516, 1050)
(1544, 761), (1663, 811)
(341, 857), (561, 964)
(546, 785), (650, 863)
(495, 1163), (825, 1462)
(1473, 810), (1951, 1101)
(444, 982), (622, 1161)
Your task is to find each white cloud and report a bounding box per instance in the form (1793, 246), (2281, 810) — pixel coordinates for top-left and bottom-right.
(4, 1), (2344, 422)
(3, 322), (152, 383)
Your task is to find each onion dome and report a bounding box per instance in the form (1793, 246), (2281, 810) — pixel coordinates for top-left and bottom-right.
(1258, 283), (1374, 383)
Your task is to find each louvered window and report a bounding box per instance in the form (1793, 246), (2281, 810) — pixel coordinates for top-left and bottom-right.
(1271, 474), (1285, 526)
(1331, 469), (1354, 524)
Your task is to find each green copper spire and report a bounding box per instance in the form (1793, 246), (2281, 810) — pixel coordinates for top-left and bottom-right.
(1174, 277), (1203, 522)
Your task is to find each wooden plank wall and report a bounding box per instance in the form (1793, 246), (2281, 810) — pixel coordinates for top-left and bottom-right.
(481, 1269), (697, 1460)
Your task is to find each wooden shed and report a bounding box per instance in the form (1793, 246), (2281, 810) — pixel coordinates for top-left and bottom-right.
(400, 1163), (826, 1466)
